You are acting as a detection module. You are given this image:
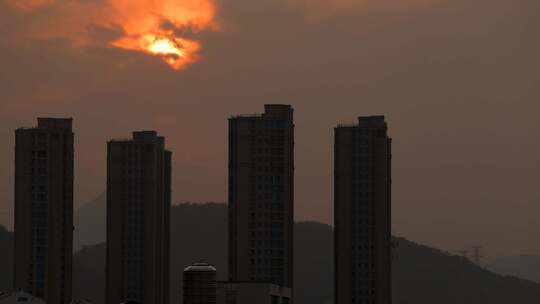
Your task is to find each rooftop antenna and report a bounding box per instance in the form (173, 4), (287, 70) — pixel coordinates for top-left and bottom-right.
(391, 239), (399, 262)
(472, 246), (483, 266)
(458, 250), (470, 260)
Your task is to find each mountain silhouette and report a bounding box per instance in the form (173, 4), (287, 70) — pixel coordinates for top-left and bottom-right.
(70, 202), (540, 304)
(2, 203), (540, 303)
(391, 237), (540, 304)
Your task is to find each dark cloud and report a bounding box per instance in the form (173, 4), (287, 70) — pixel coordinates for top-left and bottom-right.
(0, 0), (539, 258)
(160, 19), (204, 38)
(86, 24), (125, 44)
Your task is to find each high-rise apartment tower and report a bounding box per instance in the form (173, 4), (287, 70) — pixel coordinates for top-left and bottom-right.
(334, 116), (392, 304)
(14, 118), (74, 304)
(106, 131), (171, 304)
(228, 105), (294, 290)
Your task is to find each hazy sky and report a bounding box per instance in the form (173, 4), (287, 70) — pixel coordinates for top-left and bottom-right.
(0, 0), (538, 258)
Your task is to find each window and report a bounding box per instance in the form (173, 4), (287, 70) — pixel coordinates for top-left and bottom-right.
(226, 291), (237, 304)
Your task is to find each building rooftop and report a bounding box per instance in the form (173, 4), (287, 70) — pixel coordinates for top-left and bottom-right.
(184, 263), (217, 272)
(230, 104), (293, 119)
(18, 117), (73, 132)
(0, 291), (46, 304)
(109, 131), (165, 144)
(337, 115), (387, 128)
(132, 131), (158, 141)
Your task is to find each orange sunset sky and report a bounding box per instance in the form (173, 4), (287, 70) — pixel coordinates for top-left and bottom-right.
(0, 0), (539, 259)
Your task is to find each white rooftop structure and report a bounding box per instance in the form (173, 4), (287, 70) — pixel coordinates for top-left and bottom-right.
(184, 262), (217, 272)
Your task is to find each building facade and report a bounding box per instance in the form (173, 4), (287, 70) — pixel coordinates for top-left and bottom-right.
(216, 282), (291, 304)
(183, 263), (217, 304)
(14, 118), (74, 304)
(106, 131), (171, 304)
(334, 116), (392, 304)
(0, 291), (47, 304)
(228, 105), (294, 290)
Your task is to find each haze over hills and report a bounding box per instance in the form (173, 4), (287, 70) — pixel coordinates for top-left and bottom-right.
(488, 255), (540, 284)
(3, 203), (540, 304)
(74, 193), (106, 250)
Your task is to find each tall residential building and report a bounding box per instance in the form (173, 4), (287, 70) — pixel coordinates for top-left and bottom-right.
(14, 118), (74, 304)
(228, 105), (294, 290)
(106, 131), (171, 304)
(334, 116), (392, 304)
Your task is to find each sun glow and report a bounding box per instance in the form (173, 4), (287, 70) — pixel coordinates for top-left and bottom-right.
(108, 0), (216, 70)
(148, 38), (184, 56)
(113, 33), (202, 70)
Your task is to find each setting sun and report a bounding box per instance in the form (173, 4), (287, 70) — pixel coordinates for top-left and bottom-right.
(147, 37), (184, 57)
(112, 32), (202, 70)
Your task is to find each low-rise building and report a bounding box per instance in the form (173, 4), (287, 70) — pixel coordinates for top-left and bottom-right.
(0, 291), (46, 304)
(216, 282), (291, 304)
(183, 263), (217, 304)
